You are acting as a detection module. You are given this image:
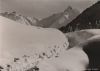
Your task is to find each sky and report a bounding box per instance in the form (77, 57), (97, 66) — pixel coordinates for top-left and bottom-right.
(0, 0), (98, 18)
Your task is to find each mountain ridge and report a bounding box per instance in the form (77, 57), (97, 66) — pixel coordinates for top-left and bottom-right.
(37, 6), (80, 28)
(59, 1), (100, 33)
(0, 12), (39, 26)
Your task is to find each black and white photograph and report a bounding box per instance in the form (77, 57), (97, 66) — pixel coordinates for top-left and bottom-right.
(0, 0), (100, 71)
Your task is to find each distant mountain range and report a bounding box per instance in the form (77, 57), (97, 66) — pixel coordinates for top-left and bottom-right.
(0, 12), (39, 26)
(59, 1), (100, 33)
(37, 6), (80, 28)
(1, 1), (100, 34)
(0, 6), (80, 29)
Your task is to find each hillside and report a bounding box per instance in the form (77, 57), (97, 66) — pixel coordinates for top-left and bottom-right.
(60, 1), (100, 33)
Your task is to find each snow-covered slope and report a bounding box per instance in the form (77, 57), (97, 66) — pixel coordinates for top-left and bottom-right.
(84, 29), (100, 35)
(38, 47), (89, 71)
(38, 29), (100, 71)
(65, 29), (100, 48)
(0, 16), (69, 66)
(1, 16), (100, 71)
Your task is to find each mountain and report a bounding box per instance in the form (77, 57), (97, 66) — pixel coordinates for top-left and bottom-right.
(37, 6), (80, 28)
(0, 12), (39, 26)
(60, 1), (100, 33)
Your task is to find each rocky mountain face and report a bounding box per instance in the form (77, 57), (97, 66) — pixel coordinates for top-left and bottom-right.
(60, 1), (100, 33)
(37, 6), (80, 28)
(0, 12), (39, 26)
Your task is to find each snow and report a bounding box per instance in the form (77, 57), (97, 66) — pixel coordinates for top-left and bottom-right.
(0, 16), (69, 66)
(64, 14), (69, 19)
(65, 29), (100, 48)
(1, 16), (100, 71)
(81, 29), (100, 35)
(38, 47), (89, 71)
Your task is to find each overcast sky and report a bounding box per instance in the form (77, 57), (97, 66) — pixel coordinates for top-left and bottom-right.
(0, 0), (98, 18)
